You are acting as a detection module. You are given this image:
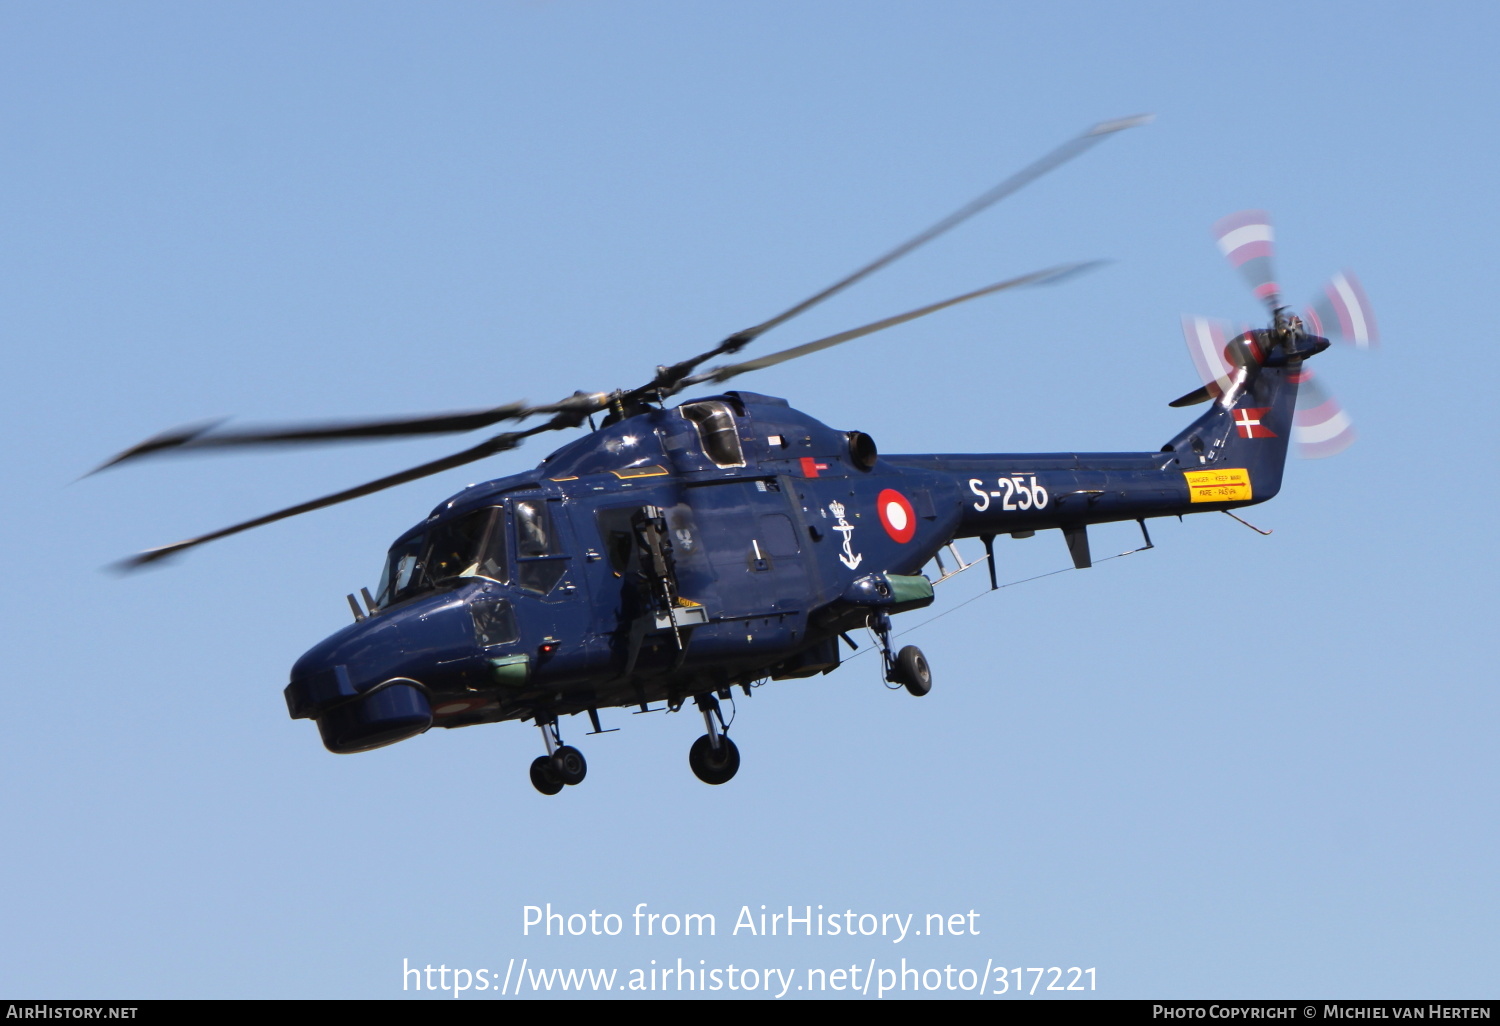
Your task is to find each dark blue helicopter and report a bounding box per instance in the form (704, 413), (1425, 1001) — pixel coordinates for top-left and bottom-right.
(98, 116), (1376, 794)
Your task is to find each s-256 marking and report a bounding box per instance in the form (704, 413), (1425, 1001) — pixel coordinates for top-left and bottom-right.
(969, 476), (1050, 513)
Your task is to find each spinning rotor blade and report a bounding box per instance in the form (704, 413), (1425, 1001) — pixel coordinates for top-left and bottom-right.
(1291, 273), (1373, 457)
(118, 405), (601, 570)
(89, 397), (615, 474)
(106, 115), (1152, 568)
(1212, 210), (1281, 314)
(689, 262), (1103, 386)
(1291, 368), (1356, 458)
(1172, 315), (1235, 405)
(637, 114), (1152, 398)
(1304, 271), (1378, 348)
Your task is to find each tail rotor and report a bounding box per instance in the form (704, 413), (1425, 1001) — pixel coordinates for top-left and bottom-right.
(1174, 210), (1376, 458)
(1304, 270), (1379, 349)
(1212, 210), (1281, 316)
(1289, 367), (1356, 459)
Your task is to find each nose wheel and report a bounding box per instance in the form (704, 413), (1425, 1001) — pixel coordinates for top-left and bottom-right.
(529, 718), (588, 795)
(689, 694), (740, 785)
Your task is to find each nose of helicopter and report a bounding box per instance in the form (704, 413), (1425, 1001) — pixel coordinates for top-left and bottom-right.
(283, 586), (483, 754)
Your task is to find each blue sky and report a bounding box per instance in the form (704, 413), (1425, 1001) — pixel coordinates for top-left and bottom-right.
(2, 1), (1496, 999)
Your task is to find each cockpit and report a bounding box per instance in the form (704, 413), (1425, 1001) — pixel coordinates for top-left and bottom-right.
(372, 498), (565, 609)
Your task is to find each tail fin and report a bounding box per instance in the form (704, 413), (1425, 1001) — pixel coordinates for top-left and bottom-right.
(1161, 362), (1301, 505)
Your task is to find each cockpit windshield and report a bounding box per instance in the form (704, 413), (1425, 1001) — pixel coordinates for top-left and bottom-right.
(374, 507), (505, 608)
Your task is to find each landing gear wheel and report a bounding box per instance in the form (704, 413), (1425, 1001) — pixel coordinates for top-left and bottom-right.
(893, 645), (932, 697)
(550, 745), (587, 786)
(529, 756), (564, 795)
(688, 734), (740, 785)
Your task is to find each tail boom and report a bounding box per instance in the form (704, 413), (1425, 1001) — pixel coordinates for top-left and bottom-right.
(886, 360), (1303, 542)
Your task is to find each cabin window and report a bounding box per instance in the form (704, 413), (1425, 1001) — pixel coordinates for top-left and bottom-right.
(596, 507), (639, 573)
(680, 401), (746, 468)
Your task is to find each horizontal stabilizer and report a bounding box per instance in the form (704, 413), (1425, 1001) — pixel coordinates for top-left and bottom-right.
(1168, 383), (1215, 408)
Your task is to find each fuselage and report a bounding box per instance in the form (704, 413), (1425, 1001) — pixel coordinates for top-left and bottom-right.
(285, 357), (1306, 754)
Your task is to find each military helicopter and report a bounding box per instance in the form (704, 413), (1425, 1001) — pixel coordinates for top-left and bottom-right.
(97, 115), (1376, 794)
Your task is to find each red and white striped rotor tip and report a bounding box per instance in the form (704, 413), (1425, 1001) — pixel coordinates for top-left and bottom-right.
(1212, 210), (1280, 308)
(1303, 271), (1379, 349)
(1290, 368), (1356, 459)
(1180, 315), (1234, 399)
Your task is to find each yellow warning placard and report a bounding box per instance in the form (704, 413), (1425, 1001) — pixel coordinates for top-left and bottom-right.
(1184, 467), (1253, 503)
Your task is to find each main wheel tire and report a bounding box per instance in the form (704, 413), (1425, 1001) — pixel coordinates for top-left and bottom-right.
(895, 645), (932, 697)
(551, 745), (587, 786)
(688, 734), (741, 785)
(529, 755), (564, 795)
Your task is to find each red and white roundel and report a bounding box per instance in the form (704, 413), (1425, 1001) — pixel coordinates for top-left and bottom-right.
(877, 488), (916, 543)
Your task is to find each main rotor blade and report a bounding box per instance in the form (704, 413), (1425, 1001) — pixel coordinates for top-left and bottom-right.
(89, 397), (600, 475)
(641, 114), (1152, 396)
(688, 262), (1102, 386)
(116, 405), (598, 570)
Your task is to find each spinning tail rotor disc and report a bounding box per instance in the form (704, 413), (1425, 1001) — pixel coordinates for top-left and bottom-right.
(1175, 209), (1376, 459)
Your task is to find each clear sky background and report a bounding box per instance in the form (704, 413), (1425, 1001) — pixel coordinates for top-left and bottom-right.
(2, 0), (1496, 1000)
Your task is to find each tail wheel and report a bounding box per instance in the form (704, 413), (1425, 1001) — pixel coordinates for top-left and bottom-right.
(688, 734), (740, 785)
(893, 645), (932, 697)
(529, 756), (564, 796)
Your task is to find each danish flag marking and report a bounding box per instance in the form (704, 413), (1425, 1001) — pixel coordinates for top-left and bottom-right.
(1234, 407), (1277, 439)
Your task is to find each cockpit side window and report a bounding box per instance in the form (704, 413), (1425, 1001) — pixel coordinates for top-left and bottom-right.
(512, 498), (570, 595)
(680, 401), (746, 467)
(514, 499), (559, 557)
